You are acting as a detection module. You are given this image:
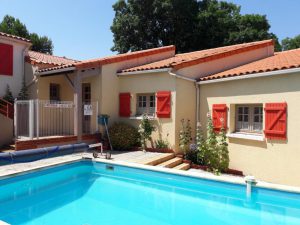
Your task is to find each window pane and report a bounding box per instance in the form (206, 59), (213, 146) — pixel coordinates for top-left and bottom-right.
(238, 115), (243, 121)
(244, 107), (249, 114)
(244, 115), (248, 122)
(238, 107), (243, 114)
(254, 115), (259, 123)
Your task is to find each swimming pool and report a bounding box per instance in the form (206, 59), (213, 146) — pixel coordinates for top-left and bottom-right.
(0, 161), (300, 225)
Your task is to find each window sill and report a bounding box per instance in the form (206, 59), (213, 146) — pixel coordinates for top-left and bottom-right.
(227, 133), (265, 141)
(129, 116), (156, 120)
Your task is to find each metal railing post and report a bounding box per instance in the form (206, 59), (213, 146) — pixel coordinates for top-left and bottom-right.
(29, 100), (34, 139)
(36, 100), (39, 139)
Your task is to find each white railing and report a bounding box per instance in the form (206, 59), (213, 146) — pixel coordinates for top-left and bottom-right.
(15, 100), (75, 140)
(14, 100), (98, 140)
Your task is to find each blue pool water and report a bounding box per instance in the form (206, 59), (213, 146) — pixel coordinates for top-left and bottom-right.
(0, 161), (300, 225)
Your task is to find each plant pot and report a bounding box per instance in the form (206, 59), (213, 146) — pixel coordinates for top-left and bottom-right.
(183, 159), (191, 164)
(225, 168), (244, 176)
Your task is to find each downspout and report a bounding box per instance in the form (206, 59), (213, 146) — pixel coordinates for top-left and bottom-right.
(196, 83), (200, 126)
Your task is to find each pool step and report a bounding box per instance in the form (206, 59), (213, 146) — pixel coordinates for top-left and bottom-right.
(173, 163), (190, 171)
(139, 153), (175, 166)
(157, 157), (183, 168)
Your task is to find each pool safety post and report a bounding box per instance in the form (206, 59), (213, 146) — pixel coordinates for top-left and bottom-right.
(245, 175), (257, 199)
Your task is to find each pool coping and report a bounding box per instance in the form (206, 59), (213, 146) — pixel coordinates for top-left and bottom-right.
(90, 156), (300, 195)
(1, 155), (300, 194)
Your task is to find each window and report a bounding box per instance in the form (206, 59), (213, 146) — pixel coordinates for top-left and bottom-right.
(50, 83), (60, 102)
(0, 43), (13, 76)
(236, 104), (263, 133)
(136, 93), (155, 116)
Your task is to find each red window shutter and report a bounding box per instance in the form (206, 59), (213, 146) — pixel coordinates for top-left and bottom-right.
(119, 93), (131, 117)
(264, 103), (287, 140)
(0, 43), (13, 76)
(212, 104), (227, 132)
(156, 91), (171, 118)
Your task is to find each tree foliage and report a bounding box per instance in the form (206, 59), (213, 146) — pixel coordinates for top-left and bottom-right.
(0, 15), (53, 54)
(282, 35), (300, 51)
(111, 0), (280, 53)
(3, 85), (14, 103)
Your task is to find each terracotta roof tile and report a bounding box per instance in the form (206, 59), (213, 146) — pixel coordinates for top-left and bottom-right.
(27, 51), (79, 66)
(0, 32), (31, 43)
(120, 40), (274, 73)
(37, 64), (75, 74)
(75, 45), (175, 69)
(200, 48), (300, 81)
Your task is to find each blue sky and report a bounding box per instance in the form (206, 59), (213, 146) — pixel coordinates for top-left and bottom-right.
(0, 0), (299, 60)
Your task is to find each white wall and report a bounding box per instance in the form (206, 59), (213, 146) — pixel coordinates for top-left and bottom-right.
(0, 37), (30, 98)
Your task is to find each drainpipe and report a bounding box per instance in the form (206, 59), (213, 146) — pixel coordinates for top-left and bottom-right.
(196, 83), (200, 127)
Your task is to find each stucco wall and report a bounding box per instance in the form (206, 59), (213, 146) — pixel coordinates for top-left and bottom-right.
(0, 114), (13, 146)
(36, 74), (74, 101)
(175, 79), (197, 150)
(199, 72), (300, 187)
(0, 38), (30, 98)
(118, 72), (177, 150)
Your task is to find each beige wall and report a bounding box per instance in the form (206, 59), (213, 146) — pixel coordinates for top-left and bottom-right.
(118, 72), (177, 149)
(199, 72), (300, 187)
(0, 114), (13, 146)
(0, 37), (30, 97)
(118, 72), (197, 152)
(174, 78), (197, 149)
(36, 74), (74, 101)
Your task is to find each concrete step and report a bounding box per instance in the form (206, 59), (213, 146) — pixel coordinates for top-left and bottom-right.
(138, 153), (174, 166)
(157, 157), (183, 168)
(173, 163), (190, 171)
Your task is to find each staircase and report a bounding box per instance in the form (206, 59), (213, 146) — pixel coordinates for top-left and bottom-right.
(138, 153), (190, 171)
(0, 98), (13, 119)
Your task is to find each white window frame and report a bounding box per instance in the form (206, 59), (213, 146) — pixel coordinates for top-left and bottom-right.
(235, 104), (263, 134)
(136, 93), (156, 116)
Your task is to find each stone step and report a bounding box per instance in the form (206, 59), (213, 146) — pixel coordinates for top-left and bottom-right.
(157, 157), (183, 168)
(138, 153), (174, 166)
(173, 163), (190, 171)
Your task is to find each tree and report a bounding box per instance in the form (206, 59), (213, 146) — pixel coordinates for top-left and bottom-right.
(17, 76), (29, 100)
(30, 33), (53, 55)
(282, 35), (300, 51)
(0, 15), (53, 54)
(3, 85), (14, 103)
(111, 0), (280, 53)
(225, 14), (281, 51)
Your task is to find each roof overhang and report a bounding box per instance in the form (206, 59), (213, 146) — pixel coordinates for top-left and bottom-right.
(117, 68), (170, 76)
(35, 66), (76, 77)
(198, 67), (300, 85)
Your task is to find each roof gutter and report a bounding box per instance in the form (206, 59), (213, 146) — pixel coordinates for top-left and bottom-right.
(35, 66), (76, 76)
(168, 71), (196, 82)
(198, 67), (300, 85)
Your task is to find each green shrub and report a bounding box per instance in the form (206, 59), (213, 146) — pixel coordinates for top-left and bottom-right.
(179, 119), (192, 156)
(138, 114), (156, 149)
(108, 123), (140, 150)
(155, 138), (169, 149)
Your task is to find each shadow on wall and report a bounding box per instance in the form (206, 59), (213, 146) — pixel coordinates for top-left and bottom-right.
(202, 73), (300, 98)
